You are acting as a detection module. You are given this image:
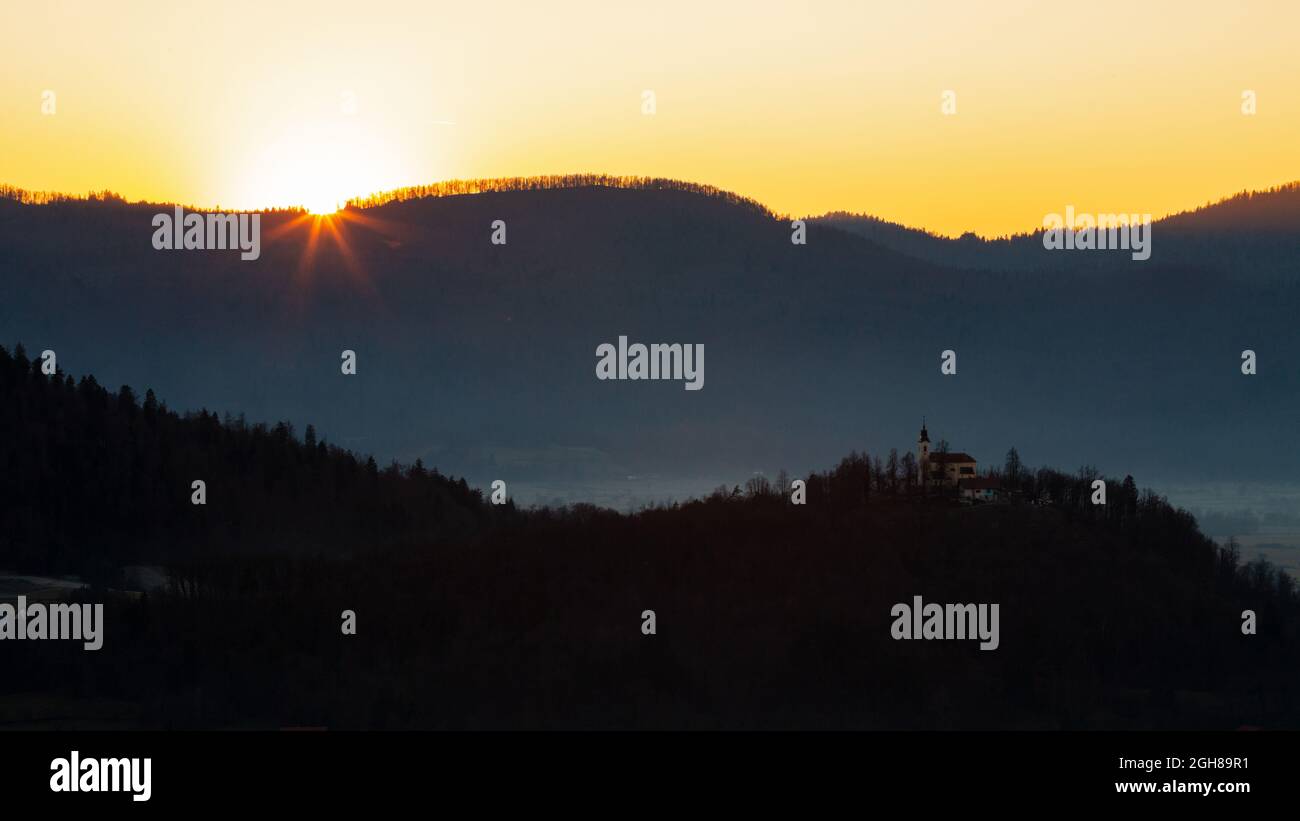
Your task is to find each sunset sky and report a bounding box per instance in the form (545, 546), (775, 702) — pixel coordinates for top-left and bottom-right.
(3, 0), (1298, 236)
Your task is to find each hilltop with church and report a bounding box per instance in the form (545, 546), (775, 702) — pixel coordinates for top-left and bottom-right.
(917, 421), (1005, 503)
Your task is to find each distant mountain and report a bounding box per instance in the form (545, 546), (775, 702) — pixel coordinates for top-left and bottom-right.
(813, 183), (1300, 277)
(1, 177), (1297, 486)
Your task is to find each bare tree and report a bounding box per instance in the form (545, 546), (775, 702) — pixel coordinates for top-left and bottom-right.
(1004, 447), (1022, 484)
(901, 451), (918, 489)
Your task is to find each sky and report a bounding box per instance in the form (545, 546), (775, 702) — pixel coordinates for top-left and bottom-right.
(2, 0), (1298, 236)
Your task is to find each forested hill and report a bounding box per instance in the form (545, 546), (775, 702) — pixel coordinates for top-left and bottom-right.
(0, 344), (498, 579)
(1, 178), (1297, 485)
(3, 349), (1298, 729)
(813, 182), (1300, 276)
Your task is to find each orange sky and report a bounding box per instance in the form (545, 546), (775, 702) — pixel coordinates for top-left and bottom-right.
(3, 0), (1298, 236)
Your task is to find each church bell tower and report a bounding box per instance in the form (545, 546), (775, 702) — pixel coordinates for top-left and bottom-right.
(918, 419), (930, 486)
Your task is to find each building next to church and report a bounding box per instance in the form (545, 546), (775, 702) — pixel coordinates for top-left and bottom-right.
(917, 422), (978, 488)
(958, 477), (1004, 503)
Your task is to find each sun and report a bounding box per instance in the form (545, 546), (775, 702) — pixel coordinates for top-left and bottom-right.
(239, 123), (398, 217)
(307, 197), (341, 216)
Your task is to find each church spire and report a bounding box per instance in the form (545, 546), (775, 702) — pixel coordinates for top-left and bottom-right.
(919, 417), (930, 443)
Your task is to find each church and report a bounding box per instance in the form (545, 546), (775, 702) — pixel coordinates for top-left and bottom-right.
(916, 421), (977, 488)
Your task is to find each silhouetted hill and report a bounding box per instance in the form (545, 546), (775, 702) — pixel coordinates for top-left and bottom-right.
(2, 355), (1296, 729)
(814, 182), (1300, 277)
(0, 344), (499, 579)
(2, 177), (1297, 486)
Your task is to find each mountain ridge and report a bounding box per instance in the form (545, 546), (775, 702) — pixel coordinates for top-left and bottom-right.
(5, 174), (1297, 241)
(814, 181), (1300, 275)
(2, 180), (1297, 486)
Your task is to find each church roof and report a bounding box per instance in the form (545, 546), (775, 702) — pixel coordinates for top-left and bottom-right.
(930, 452), (976, 463)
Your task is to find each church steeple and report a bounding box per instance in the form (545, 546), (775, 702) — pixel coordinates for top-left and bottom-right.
(917, 418), (931, 486)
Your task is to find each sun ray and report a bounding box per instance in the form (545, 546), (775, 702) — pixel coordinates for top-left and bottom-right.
(319, 211), (383, 303)
(263, 212), (315, 242)
(331, 208), (415, 246)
